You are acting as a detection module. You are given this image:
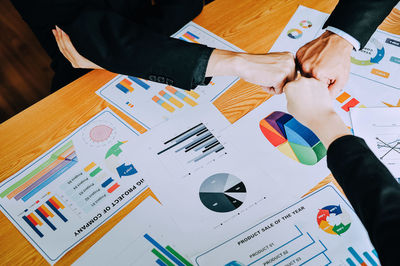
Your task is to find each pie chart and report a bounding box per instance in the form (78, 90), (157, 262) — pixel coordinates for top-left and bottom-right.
(287, 28), (303, 39)
(199, 173), (246, 213)
(259, 111), (326, 165)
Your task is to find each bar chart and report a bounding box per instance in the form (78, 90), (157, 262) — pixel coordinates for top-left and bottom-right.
(346, 247), (379, 266)
(0, 141), (78, 202)
(144, 233), (193, 266)
(157, 123), (225, 164)
(23, 196), (68, 238)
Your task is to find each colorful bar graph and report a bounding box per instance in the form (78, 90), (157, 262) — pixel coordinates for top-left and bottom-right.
(128, 76), (150, 90)
(1, 141), (75, 199)
(152, 96), (175, 113)
(120, 79), (134, 92)
(159, 90), (184, 108)
(336, 92), (351, 103)
(19, 152), (78, 202)
(348, 247), (367, 266)
(182, 31), (200, 43)
(107, 183), (120, 193)
(116, 78), (134, 93)
(166, 86), (197, 107)
(23, 215), (44, 238)
(47, 196), (68, 222)
(144, 233), (191, 266)
(342, 98), (360, 112)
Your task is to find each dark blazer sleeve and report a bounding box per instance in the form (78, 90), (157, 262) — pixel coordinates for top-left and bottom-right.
(327, 135), (400, 266)
(65, 9), (214, 90)
(323, 0), (398, 48)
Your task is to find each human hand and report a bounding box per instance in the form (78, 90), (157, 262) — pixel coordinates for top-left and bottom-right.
(296, 31), (353, 97)
(52, 26), (103, 69)
(283, 76), (350, 147)
(206, 50), (296, 94)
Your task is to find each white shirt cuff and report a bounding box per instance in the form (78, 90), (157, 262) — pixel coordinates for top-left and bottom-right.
(325, 26), (361, 50)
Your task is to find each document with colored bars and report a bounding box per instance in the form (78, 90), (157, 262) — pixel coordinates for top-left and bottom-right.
(96, 21), (244, 129)
(73, 185), (379, 266)
(269, 5), (400, 127)
(0, 108), (148, 264)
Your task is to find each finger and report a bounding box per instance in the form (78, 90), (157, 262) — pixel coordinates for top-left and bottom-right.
(57, 27), (77, 66)
(55, 27), (68, 57)
(53, 27), (69, 60)
(60, 29), (77, 61)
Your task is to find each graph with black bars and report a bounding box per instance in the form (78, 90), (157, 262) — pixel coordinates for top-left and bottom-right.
(157, 123), (225, 164)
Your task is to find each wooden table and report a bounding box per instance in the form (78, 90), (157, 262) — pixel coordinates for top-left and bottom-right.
(1, 0), (399, 264)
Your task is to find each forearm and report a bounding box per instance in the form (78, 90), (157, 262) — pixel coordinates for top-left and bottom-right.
(66, 10), (213, 90)
(327, 136), (400, 264)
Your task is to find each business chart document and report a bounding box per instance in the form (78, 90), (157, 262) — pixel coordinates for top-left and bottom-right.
(132, 105), (287, 255)
(195, 185), (378, 266)
(73, 197), (193, 266)
(96, 22), (244, 129)
(351, 107), (400, 181)
(270, 5), (400, 126)
(0, 109), (148, 264)
(223, 94), (331, 199)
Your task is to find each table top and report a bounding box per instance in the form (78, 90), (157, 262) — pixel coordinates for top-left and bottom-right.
(1, 0), (398, 264)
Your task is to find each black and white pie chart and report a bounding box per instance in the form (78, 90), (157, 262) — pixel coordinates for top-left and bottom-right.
(199, 173), (246, 213)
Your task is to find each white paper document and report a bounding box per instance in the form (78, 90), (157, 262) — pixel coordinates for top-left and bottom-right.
(0, 109), (148, 264)
(223, 94), (331, 198)
(96, 22), (244, 129)
(270, 5), (400, 126)
(195, 185), (378, 266)
(351, 107), (400, 181)
(133, 105), (286, 255)
(73, 197), (193, 266)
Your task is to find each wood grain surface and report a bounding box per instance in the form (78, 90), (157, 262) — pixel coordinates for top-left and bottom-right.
(0, 0), (399, 264)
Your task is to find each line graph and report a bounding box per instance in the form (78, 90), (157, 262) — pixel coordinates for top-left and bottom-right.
(376, 137), (400, 160)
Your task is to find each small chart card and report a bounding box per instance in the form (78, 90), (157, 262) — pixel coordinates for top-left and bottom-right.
(0, 108), (148, 264)
(351, 107), (400, 181)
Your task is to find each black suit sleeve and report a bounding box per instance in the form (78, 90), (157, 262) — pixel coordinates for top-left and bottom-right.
(65, 7), (213, 90)
(327, 135), (400, 266)
(323, 0), (398, 48)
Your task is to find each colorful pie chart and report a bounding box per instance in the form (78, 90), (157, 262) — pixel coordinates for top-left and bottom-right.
(287, 29), (303, 39)
(299, 20), (312, 28)
(317, 205), (351, 236)
(259, 111), (326, 165)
